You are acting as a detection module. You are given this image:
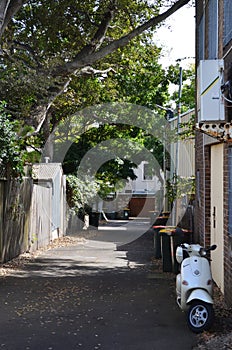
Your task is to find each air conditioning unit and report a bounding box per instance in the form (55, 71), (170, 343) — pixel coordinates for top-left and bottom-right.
(197, 59), (225, 122)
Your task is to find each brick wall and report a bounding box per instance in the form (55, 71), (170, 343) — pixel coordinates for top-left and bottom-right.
(195, 131), (211, 246)
(223, 144), (232, 305)
(222, 6), (232, 305)
(196, 0), (232, 307)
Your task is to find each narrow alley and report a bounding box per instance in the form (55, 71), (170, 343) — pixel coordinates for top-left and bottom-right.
(0, 222), (197, 350)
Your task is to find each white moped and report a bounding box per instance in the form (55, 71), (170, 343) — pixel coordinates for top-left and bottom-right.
(175, 243), (217, 333)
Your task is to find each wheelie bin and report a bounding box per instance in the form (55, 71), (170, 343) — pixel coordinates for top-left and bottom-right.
(159, 227), (176, 272)
(89, 211), (100, 229)
(159, 227), (193, 273)
(152, 225), (165, 259)
(171, 227), (193, 274)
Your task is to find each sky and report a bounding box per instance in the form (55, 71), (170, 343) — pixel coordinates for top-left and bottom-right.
(155, 4), (195, 68)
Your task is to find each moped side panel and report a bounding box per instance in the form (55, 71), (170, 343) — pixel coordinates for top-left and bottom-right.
(179, 256), (213, 310)
(181, 256), (212, 290)
(186, 289), (213, 305)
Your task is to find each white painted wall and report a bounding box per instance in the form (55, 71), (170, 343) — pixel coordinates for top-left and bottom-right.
(122, 161), (163, 194)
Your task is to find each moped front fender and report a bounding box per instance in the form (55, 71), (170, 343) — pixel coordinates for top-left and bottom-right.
(186, 289), (213, 305)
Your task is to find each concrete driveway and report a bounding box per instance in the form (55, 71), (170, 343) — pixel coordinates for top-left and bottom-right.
(0, 220), (197, 349)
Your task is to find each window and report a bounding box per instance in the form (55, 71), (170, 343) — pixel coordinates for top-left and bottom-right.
(208, 0), (218, 59)
(143, 163), (153, 180)
(224, 0), (232, 46)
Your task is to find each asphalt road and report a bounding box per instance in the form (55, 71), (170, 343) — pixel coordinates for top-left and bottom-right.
(0, 221), (197, 350)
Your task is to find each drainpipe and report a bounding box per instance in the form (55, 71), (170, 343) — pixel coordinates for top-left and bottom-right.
(175, 66), (183, 178)
(173, 66), (183, 226)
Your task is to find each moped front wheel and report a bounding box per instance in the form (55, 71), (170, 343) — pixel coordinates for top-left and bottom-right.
(187, 301), (214, 333)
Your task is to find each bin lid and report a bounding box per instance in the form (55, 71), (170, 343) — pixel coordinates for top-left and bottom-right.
(176, 228), (192, 233)
(159, 227), (192, 235)
(152, 225), (166, 229)
(153, 225), (176, 229)
(159, 227), (176, 235)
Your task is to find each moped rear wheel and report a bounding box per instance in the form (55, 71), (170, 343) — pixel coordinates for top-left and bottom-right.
(187, 301), (214, 333)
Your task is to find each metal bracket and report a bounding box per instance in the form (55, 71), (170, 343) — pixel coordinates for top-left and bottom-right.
(196, 122), (232, 142)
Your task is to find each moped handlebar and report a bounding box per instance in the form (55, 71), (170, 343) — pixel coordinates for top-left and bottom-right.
(180, 243), (189, 249)
(206, 244), (217, 252)
(180, 243), (217, 249)
(178, 243), (217, 257)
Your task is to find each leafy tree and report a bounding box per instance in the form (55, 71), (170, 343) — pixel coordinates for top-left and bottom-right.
(0, 0), (191, 136)
(66, 173), (100, 213)
(0, 102), (24, 177)
(166, 174), (195, 205)
(0, 1), (24, 38)
(0, 0), (194, 214)
(114, 44), (169, 108)
(62, 123), (140, 195)
(168, 63), (195, 112)
(55, 54), (195, 203)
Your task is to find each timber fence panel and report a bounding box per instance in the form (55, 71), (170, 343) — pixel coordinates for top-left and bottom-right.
(1, 178), (33, 263)
(29, 183), (52, 252)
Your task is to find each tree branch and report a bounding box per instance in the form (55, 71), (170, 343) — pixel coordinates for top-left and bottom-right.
(29, 78), (72, 136)
(91, 3), (116, 50)
(0, 0), (11, 32)
(31, 0), (190, 134)
(0, 0), (26, 38)
(52, 0), (191, 76)
(65, 3), (116, 69)
(1, 0), (191, 136)
(13, 40), (42, 68)
(78, 66), (116, 76)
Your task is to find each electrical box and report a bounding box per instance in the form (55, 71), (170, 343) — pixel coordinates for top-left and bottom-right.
(197, 59), (225, 122)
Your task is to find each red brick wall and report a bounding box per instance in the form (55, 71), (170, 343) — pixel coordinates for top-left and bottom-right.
(196, 0), (232, 307)
(223, 144), (232, 305)
(195, 131), (211, 246)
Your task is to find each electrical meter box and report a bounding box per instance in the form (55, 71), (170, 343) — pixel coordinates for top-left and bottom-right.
(197, 59), (225, 122)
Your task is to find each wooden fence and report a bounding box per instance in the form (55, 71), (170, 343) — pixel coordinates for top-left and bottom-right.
(0, 165), (66, 263)
(0, 179), (32, 262)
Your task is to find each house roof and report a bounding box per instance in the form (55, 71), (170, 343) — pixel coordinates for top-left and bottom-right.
(32, 163), (62, 181)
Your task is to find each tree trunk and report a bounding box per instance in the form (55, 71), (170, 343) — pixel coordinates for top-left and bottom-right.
(0, 0), (25, 38)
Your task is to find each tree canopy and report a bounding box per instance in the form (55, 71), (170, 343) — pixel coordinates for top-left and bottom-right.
(0, 102), (25, 177)
(0, 0), (194, 210)
(0, 0), (191, 134)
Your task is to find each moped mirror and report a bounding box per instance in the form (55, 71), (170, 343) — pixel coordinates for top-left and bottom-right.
(210, 244), (217, 251)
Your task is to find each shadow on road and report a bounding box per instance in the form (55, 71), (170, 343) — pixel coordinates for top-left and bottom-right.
(0, 220), (198, 350)
(116, 228), (154, 267)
